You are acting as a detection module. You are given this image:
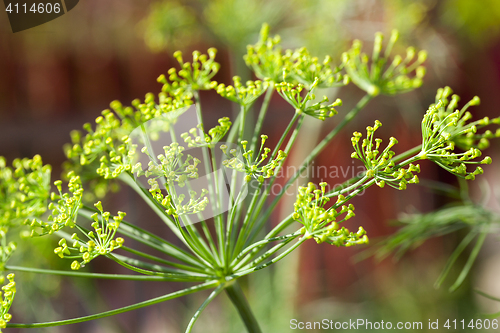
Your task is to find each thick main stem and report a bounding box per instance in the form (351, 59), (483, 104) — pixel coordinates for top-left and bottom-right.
(225, 281), (262, 333)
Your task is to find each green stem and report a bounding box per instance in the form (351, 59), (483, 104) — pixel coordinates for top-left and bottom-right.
(230, 231), (301, 268)
(193, 91), (224, 265)
(111, 253), (214, 278)
(250, 84), (274, 152)
(7, 281), (219, 328)
(270, 112), (301, 160)
(120, 246), (209, 274)
(231, 237), (306, 278)
(5, 266), (205, 282)
(239, 104), (248, 141)
(233, 233), (298, 271)
(246, 115), (305, 243)
(225, 281), (262, 333)
(185, 284), (225, 333)
(227, 112), (242, 145)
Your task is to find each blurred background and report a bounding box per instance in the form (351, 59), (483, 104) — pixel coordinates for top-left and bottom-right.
(1, 0), (500, 332)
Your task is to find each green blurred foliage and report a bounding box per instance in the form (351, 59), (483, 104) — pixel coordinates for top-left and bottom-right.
(140, 0), (433, 59)
(442, 0), (500, 45)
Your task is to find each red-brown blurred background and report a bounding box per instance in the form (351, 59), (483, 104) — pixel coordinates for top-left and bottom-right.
(1, 0), (500, 332)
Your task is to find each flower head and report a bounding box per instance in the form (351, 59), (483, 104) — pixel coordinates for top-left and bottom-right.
(54, 202), (125, 270)
(293, 182), (367, 246)
(276, 80), (342, 120)
(181, 117), (232, 148)
(222, 136), (286, 183)
(216, 77), (270, 107)
(157, 48), (219, 98)
(351, 121), (420, 190)
(0, 155), (51, 228)
(343, 30), (426, 96)
(0, 273), (15, 331)
(419, 87), (498, 180)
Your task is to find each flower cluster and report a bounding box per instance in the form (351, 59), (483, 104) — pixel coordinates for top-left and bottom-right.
(0, 155), (51, 228)
(221, 136), (286, 182)
(0, 273), (15, 332)
(157, 49), (219, 98)
(342, 30), (426, 96)
(138, 142), (201, 187)
(419, 87), (496, 180)
(244, 24), (286, 83)
(181, 117), (232, 148)
(285, 47), (347, 89)
(276, 80), (342, 120)
(292, 182), (367, 246)
(149, 180), (209, 218)
(28, 172), (83, 236)
(0, 239), (16, 274)
(65, 108), (138, 180)
(351, 121), (420, 190)
(54, 201), (125, 270)
(244, 24), (346, 88)
(216, 77), (269, 107)
(64, 89), (194, 200)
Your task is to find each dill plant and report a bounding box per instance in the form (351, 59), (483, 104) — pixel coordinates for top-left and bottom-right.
(0, 24), (498, 332)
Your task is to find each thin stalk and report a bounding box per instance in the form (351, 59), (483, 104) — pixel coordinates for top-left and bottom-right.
(231, 182), (264, 261)
(239, 104), (248, 141)
(111, 253), (213, 278)
(172, 213), (220, 269)
(162, 181), (219, 267)
(210, 147), (227, 266)
(185, 284), (225, 333)
(230, 232), (301, 268)
(250, 84), (274, 152)
(434, 229), (478, 289)
(193, 91), (224, 265)
(231, 237), (306, 279)
(182, 173), (222, 267)
(232, 233), (299, 271)
(225, 281), (262, 333)
(108, 254), (183, 277)
(270, 112), (301, 160)
(6, 266), (208, 282)
(120, 246), (209, 274)
(227, 112), (243, 145)
(231, 111), (303, 262)
(244, 114), (305, 246)
(265, 214), (295, 239)
(225, 189), (246, 269)
(7, 281), (219, 328)
(449, 227), (488, 292)
(325, 176), (370, 199)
